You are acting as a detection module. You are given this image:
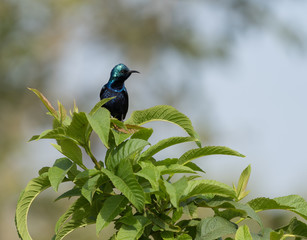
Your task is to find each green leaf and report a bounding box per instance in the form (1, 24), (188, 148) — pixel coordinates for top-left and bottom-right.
(177, 219), (199, 237)
(55, 197), (88, 233)
(225, 202), (262, 227)
(106, 139), (149, 170)
(81, 174), (101, 204)
(29, 128), (66, 142)
(96, 195), (128, 235)
(196, 196), (263, 228)
(173, 177), (189, 205)
(28, 88), (59, 120)
(15, 173), (51, 240)
(164, 177), (188, 209)
(136, 163), (160, 191)
(161, 231), (174, 239)
(195, 216), (237, 240)
(38, 166), (50, 175)
(125, 105), (201, 146)
(177, 234), (193, 240)
(100, 161), (145, 212)
(111, 128), (133, 146)
(195, 197), (262, 227)
(131, 127), (153, 141)
(155, 158), (178, 166)
(278, 217), (307, 238)
(55, 188), (81, 201)
(53, 197), (96, 240)
(74, 169), (100, 186)
(57, 100), (71, 125)
(178, 146), (245, 165)
(248, 195), (307, 220)
(250, 228), (274, 240)
(72, 99), (79, 113)
(235, 165), (251, 200)
(248, 197), (290, 211)
(89, 97), (115, 116)
(274, 195), (307, 220)
(111, 118), (128, 130)
(235, 225), (253, 240)
(86, 107), (110, 148)
(172, 207), (183, 222)
(164, 180), (177, 208)
(218, 208), (245, 222)
(147, 213), (180, 232)
(116, 215), (150, 240)
(183, 202), (198, 218)
(185, 162), (205, 173)
(270, 229), (284, 240)
(65, 112), (89, 145)
(66, 163), (80, 180)
(48, 158), (73, 191)
(75, 169), (100, 180)
(186, 175), (201, 181)
(52, 139), (85, 168)
(158, 164), (196, 175)
(182, 179), (236, 200)
(140, 136), (196, 161)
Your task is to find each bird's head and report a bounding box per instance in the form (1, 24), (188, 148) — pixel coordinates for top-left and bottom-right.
(110, 63), (139, 82)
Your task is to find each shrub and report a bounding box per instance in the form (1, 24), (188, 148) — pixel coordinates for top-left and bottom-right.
(15, 89), (307, 240)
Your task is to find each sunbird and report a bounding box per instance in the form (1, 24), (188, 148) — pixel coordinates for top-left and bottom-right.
(100, 63), (139, 121)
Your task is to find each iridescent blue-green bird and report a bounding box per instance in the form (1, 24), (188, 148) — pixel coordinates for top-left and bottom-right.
(100, 63), (139, 121)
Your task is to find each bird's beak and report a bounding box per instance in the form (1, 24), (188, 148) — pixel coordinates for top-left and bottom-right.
(129, 70), (140, 74)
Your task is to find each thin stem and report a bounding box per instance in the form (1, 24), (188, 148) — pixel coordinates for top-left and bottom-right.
(79, 164), (88, 170)
(281, 234), (295, 240)
(235, 217), (245, 225)
(85, 142), (102, 170)
(166, 174), (174, 182)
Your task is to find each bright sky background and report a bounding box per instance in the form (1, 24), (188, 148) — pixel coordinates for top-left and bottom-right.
(203, 1), (307, 199)
(18, 1), (307, 202)
(204, 33), (307, 199)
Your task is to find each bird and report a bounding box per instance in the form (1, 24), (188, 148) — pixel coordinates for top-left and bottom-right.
(100, 63), (139, 121)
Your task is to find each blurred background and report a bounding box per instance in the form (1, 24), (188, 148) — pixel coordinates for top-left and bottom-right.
(1, 0), (307, 239)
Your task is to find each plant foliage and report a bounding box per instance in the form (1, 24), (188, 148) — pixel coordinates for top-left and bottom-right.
(16, 89), (307, 239)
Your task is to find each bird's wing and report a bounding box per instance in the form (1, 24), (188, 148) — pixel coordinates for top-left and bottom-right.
(122, 90), (129, 120)
(99, 85), (106, 99)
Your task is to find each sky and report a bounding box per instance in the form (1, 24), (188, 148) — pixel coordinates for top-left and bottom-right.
(204, 32), (307, 199)
(202, 1), (307, 199)
(18, 1), (307, 201)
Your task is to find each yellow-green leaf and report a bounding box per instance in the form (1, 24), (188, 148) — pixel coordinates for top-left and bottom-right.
(125, 105), (201, 147)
